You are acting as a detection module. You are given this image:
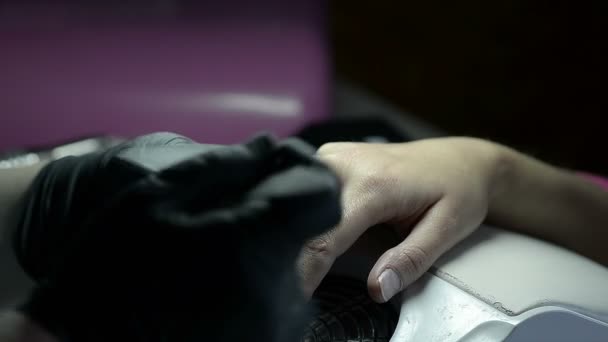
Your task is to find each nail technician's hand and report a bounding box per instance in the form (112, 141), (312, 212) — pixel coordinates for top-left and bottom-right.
(297, 137), (502, 303)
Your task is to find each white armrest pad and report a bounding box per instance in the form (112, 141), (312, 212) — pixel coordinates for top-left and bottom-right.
(434, 226), (608, 318)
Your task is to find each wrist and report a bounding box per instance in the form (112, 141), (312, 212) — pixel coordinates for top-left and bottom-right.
(447, 137), (510, 201)
(483, 141), (515, 202)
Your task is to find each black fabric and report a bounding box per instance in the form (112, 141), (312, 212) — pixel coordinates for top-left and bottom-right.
(14, 132), (342, 342)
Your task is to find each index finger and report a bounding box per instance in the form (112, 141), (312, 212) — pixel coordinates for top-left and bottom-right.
(296, 157), (390, 296)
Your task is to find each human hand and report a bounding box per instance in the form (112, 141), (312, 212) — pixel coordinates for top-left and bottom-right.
(297, 137), (503, 303)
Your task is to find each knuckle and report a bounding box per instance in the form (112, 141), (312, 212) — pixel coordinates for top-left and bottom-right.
(317, 145), (360, 178)
(397, 246), (431, 276)
(316, 152), (341, 169)
(317, 142), (338, 155)
(302, 235), (335, 260)
(298, 235), (337, 281)
(357, 165), (397, 196)
(317, 142), (356, 156)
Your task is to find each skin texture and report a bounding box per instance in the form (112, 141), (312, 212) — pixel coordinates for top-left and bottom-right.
(1, 138), (607, 340)
(297, 137), (608, 303)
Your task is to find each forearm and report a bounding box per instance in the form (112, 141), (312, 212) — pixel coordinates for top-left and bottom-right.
(488, 143), (608, 265)
(0, 164), (46, 244)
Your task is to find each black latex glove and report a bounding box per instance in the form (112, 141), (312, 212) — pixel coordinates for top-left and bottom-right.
(13, 132), (341, 342)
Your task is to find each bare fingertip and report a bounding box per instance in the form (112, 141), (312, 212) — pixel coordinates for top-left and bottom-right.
(367, 271), (386, 303)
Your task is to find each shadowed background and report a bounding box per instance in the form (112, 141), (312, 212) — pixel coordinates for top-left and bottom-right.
(331, 0), (606, 173)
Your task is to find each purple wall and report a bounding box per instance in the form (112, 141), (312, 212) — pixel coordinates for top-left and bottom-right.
(0, 1), (329, 148)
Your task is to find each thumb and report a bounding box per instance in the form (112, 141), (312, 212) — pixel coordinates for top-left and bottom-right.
(367, 200), (470, 303)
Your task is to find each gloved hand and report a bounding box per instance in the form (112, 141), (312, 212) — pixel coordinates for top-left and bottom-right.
(14, 132), (341, 342)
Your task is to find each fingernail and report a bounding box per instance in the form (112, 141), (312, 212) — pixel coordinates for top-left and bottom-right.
(378, 269), (401, 302)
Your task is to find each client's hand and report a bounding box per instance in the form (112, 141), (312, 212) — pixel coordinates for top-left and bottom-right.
(298, 137), (503, 303)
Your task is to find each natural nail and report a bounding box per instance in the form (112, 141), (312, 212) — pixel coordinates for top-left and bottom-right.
(378, 268), (401, 302)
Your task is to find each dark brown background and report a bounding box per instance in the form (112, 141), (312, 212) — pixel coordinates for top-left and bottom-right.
(331, 0), (606, 173)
